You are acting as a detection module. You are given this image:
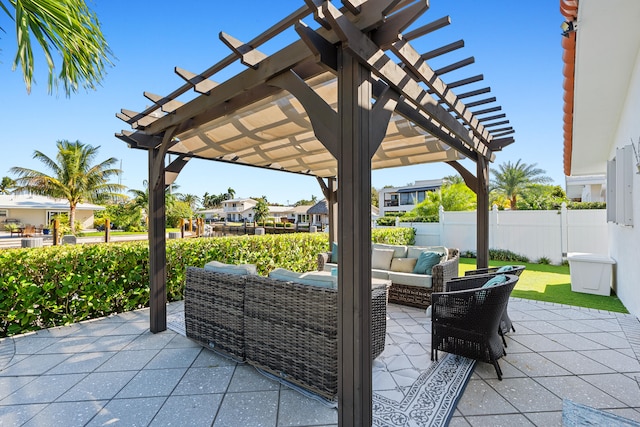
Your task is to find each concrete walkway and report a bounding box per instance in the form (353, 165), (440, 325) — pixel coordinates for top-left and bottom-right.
(0, 299), (639, 426)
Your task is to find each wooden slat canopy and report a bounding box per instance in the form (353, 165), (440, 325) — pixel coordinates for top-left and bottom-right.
(115, 1), (515, 425)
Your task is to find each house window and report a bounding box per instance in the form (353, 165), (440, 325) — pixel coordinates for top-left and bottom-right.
(47, 210), (69, 225)
(417, 191), (427, 203)
(0, 209), (7, 218)
(607, 144), (633, 226)
(400, 192), (415, 205)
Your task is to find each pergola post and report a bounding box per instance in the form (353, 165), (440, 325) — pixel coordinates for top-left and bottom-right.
(327, 177), (338, 245)
(476, 156), (490, 269)
(337, 48), (373, 426)
(148, 147), (167, 333)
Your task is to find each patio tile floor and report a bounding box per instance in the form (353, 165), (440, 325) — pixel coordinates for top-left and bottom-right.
(1, 298), (639, 426)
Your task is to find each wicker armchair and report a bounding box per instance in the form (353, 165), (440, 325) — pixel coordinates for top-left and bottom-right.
(431, 274), (519, 380)
(451, 266), (526, 340)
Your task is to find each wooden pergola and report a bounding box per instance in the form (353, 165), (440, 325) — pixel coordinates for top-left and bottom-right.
(116, 1), (514, 424)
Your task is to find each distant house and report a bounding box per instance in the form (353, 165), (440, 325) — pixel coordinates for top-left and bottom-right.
(307, 200), (330, 228)
(221, 198), (257, 222)
(0, 194), (105, 229)
(198, 208), (224, 222)
(292, 205), (312, 224)
(307, 200), (379, 228)
(267, 206), (295, 223)
(378, 179), (443, 216)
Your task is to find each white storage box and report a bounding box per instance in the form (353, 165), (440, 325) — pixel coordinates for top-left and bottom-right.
(567, 252), (615, 296)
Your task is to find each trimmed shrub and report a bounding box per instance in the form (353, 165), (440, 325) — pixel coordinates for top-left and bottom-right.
(371, 227), (415, 245)
(0, 233), (328, 337)
(0, 228), (415, 337)
(461, 249), (530, 263)
(376, 216), (396, 226)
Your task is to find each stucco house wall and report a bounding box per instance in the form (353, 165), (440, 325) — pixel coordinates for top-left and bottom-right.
(608, 48), (640, 316)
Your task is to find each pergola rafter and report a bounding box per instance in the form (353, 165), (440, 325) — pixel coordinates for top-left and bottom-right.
(115, 1), (515, 424)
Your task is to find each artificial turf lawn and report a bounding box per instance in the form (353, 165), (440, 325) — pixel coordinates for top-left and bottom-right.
(459, 258), (628, 314)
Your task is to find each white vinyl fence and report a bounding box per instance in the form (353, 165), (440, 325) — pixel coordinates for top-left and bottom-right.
(377, 205), (607, 265)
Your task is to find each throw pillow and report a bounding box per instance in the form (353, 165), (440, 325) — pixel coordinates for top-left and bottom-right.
(412, 251), (441, 275)
(331, 242), (339, 263)
(390, 257), (418, 273)
(371, 248), (395, 270)
(481, 274), (508, 288)
(204, 261), (257, 275)
(425, 305), (432, 318)
(496, 265), (515, 273)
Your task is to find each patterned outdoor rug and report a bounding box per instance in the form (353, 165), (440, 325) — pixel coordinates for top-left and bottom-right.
(167, 307), (475, 427)
(372, 354), (475, 426)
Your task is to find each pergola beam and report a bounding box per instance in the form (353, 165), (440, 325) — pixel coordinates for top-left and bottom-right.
(403, 15), (451, 40)
(421, 39), (464, 60)
(434, 56), (474, 76)
(322, 2), (493, 160)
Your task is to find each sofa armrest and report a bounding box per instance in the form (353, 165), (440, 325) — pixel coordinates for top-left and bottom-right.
(431, 248), (460, 294)
(317, 252), (332, 271)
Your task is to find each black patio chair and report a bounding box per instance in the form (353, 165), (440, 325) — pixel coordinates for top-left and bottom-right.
(448, 267), (525, 342)
(431, 274), (519, 380)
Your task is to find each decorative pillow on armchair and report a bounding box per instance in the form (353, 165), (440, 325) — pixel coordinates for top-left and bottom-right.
(412, 251), (441, 275)
(481, 274), (508, 288)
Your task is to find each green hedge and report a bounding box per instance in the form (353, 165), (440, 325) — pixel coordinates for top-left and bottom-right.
(0, 228), (414, 337)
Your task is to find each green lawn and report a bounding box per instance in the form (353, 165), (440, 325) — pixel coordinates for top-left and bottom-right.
(459, 258), (628, 314)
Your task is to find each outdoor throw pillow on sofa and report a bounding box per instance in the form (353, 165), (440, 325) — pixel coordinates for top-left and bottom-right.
(390, 257), (418, 273)
(412, 251), (441, 274)
(372, 248), (395, 270)
(204, 261), (257, 275)
(331, 242), (338, 263)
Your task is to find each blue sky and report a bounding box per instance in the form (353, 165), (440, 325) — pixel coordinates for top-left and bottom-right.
(0, 1), (563, 206)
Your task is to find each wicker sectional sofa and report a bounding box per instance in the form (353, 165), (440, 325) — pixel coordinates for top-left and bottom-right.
(184, 266), (387, 400)
(318, 244), (460, 309)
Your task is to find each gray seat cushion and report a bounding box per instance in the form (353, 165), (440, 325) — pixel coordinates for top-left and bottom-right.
(388, 271), (433, 288)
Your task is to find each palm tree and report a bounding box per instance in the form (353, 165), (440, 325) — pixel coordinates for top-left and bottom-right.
(129, 180), (177, 216)
(490, 159), (552, 210)
(1, 0), (113, 95)
(225, 187), (236, 200)
(443, 174), (464, 185)
(253, 197), (270, 224)
(10, 140), (125, 231)
(0, 176), (15, 194)
(180, 194), (201, 211)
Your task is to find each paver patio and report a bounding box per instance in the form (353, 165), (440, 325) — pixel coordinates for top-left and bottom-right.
(1, 298), (639, 426)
